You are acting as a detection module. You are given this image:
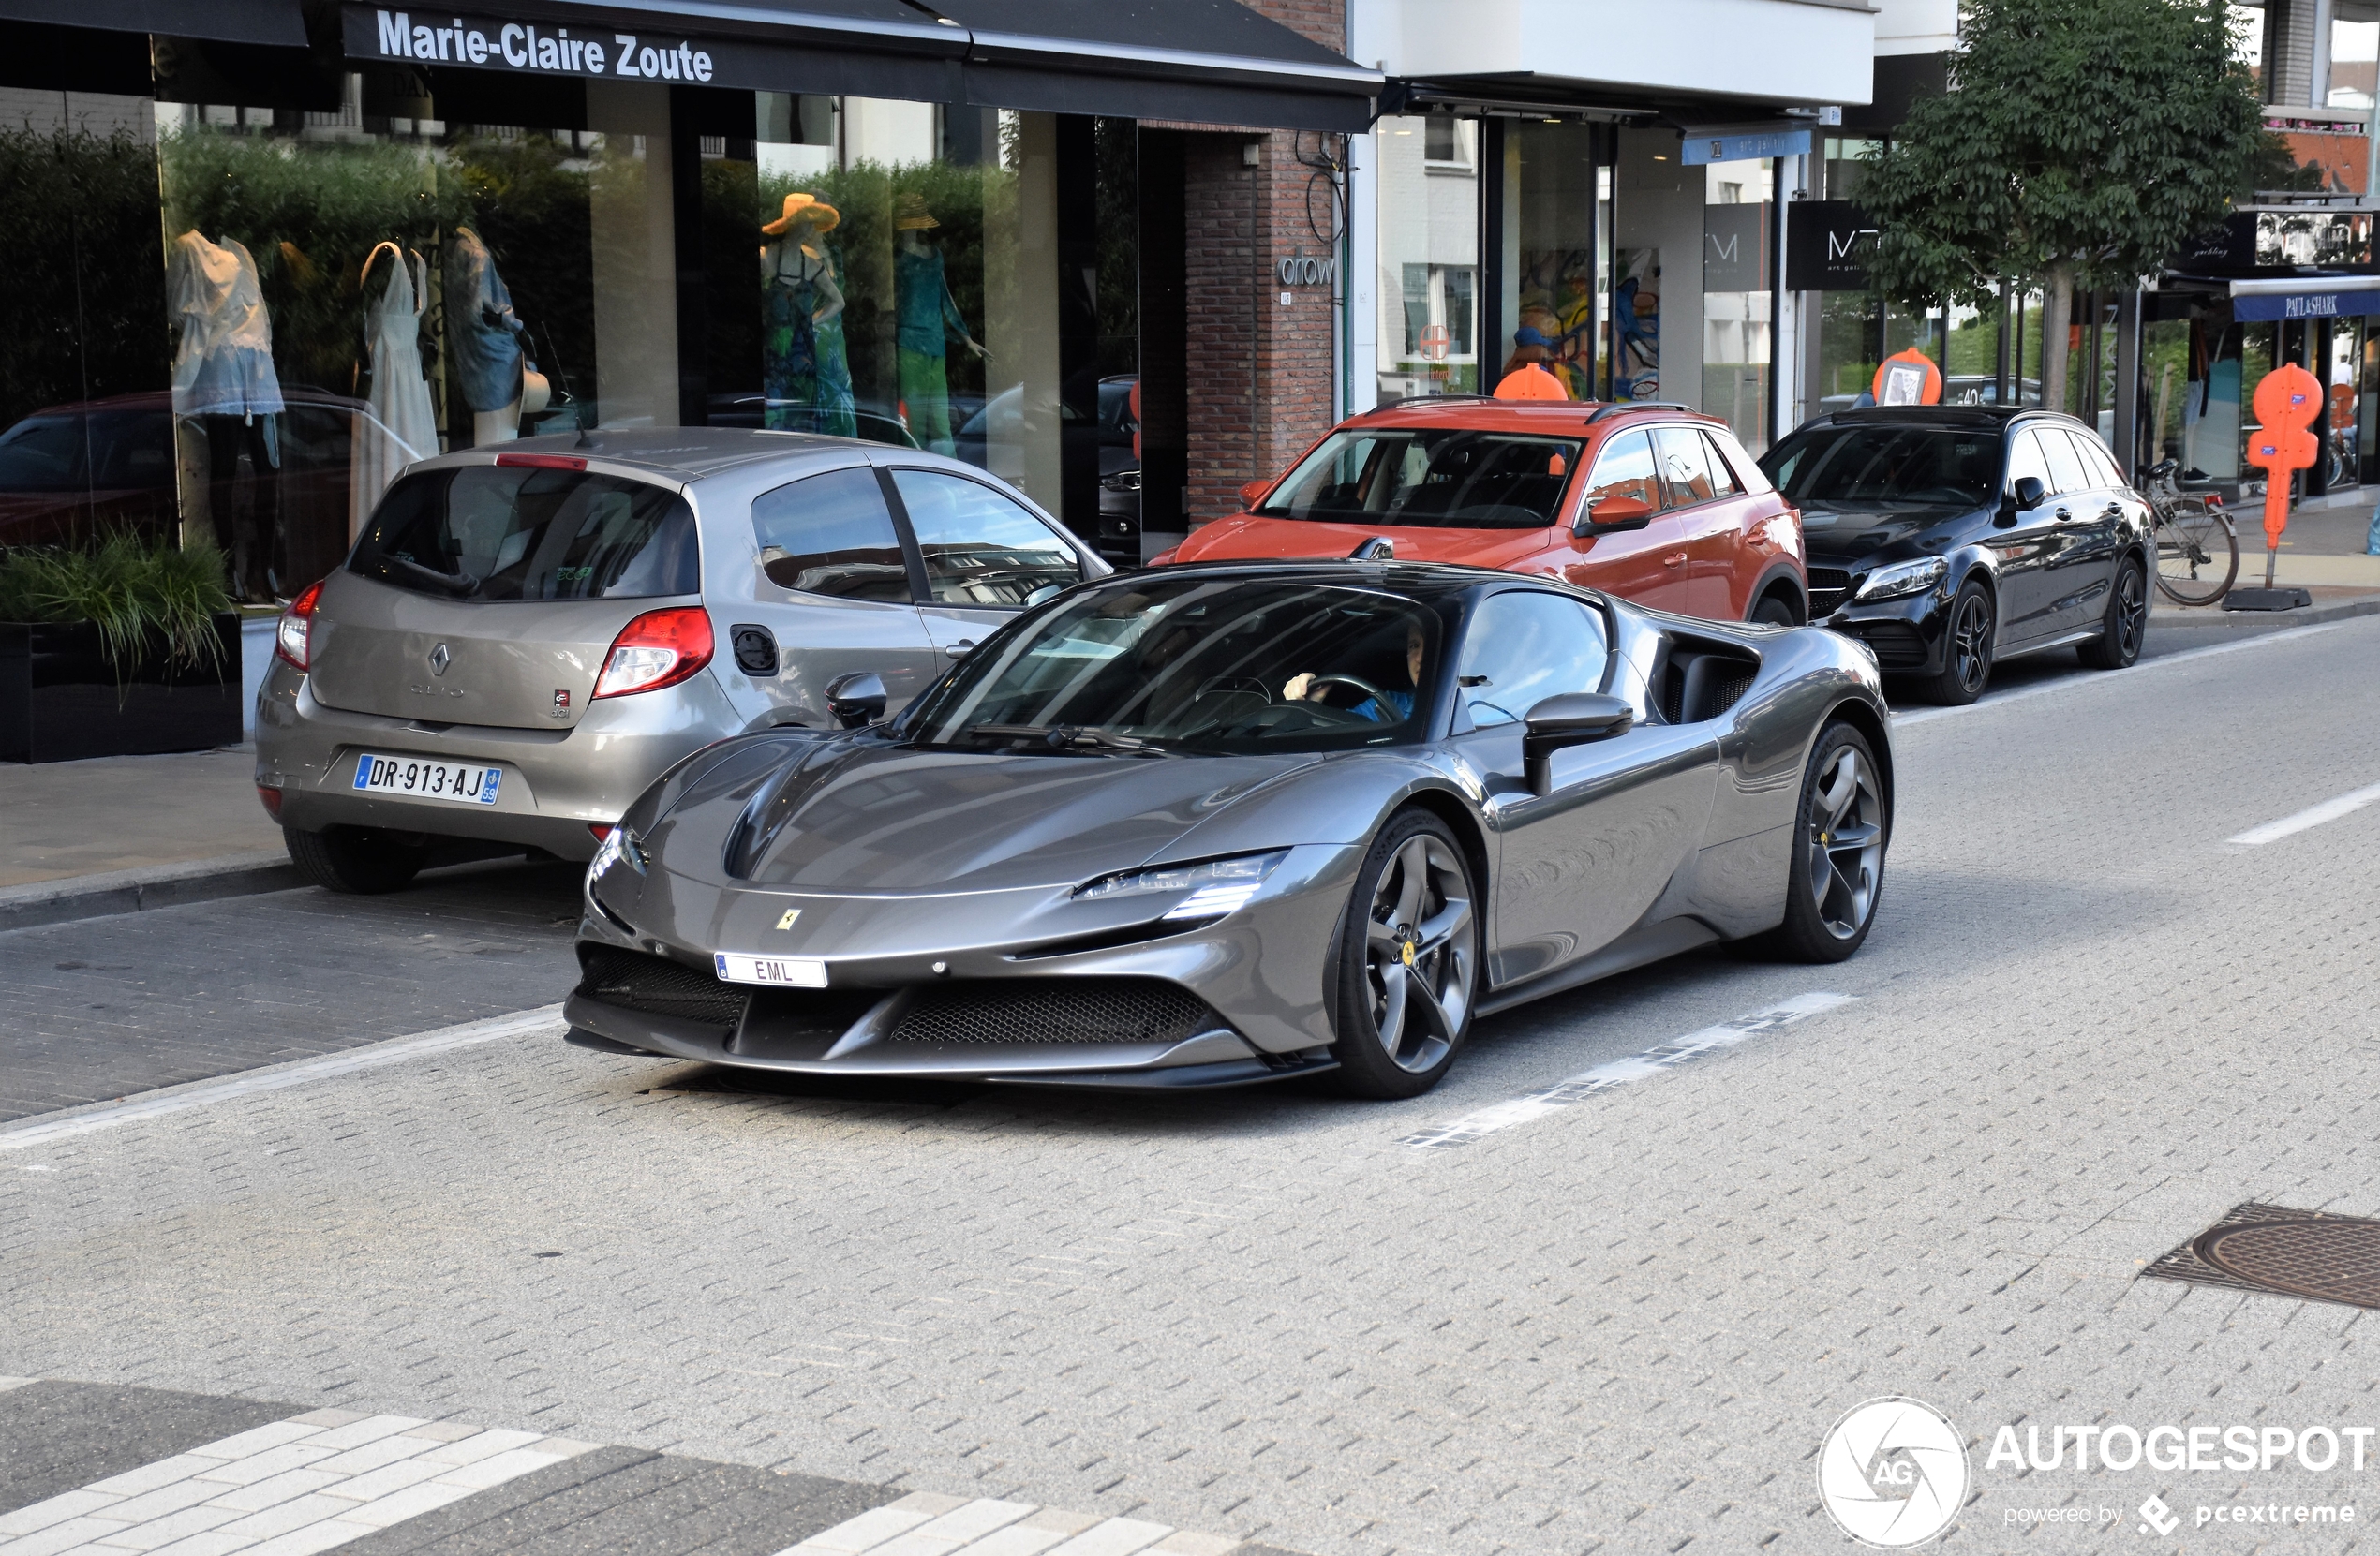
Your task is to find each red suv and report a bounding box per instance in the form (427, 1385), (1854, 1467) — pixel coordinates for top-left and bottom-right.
(1155, 399), (1807, 624)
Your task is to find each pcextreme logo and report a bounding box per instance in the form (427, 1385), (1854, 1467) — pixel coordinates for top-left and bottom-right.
(1818, 1397), (1971, 1549)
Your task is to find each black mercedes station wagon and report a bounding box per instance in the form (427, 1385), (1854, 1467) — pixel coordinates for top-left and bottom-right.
(1758, 408), (2153, 705)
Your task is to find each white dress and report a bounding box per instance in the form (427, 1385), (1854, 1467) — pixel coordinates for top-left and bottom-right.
(167, 230), (284, 420)
(351, 243), (438, 527)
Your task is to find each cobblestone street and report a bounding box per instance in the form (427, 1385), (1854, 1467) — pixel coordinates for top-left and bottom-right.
(6, 617), (2378, 1553)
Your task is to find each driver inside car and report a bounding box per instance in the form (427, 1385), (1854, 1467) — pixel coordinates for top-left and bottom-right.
(1281, 618), (1427, 724)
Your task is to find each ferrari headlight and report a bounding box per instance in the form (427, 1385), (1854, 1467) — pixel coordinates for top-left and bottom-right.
(588, 824), (646, 884)
(1074, 850), (1289, 920)
(1854, 556), (1948, 602)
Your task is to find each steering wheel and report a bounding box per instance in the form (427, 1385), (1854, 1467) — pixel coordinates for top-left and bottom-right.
(1302, 673), (1396, 711)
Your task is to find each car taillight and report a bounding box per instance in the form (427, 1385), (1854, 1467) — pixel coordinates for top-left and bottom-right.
(275, 579), (323, 671)
(592, 607), (714, 699)
(588, 822), (613, 841)
(495, 452), (587, 470)
(256, 785), (283, 821)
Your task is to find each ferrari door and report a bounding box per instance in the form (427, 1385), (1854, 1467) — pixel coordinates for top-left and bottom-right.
(1450, 588), (1718, 985)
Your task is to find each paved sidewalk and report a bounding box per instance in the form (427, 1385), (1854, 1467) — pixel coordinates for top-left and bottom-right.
(2, 747), (280, 890)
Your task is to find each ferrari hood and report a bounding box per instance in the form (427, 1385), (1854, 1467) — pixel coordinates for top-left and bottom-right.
(656, 737), (1322, 895)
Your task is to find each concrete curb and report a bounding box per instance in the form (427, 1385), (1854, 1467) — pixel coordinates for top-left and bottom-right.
(0, 851), (304, 933)
(2149, 595), (2380, 637)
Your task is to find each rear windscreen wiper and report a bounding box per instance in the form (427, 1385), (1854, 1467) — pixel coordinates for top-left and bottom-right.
(383, 556), (482, 597)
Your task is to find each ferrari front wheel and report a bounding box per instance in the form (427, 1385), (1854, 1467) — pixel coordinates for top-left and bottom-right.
(1327, 810), (1479, 1099)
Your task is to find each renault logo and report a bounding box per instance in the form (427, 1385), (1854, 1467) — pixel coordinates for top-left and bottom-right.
(428, 643), (451, 676)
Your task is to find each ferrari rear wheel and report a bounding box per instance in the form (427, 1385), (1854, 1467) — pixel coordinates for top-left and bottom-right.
(1328, 810), (1478, 1099)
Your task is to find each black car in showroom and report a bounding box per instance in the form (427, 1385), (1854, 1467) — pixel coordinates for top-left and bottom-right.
(1758, 407), (2152, 704)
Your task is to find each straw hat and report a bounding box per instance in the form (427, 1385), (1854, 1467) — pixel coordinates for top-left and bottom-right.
(763, 192), (840, 236)
(894, 191), (939, 230)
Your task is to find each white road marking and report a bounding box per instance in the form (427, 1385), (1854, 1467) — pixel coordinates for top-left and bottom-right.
(1400, 991), (1857, 1150)
(2227, 779), (2380, 846)
(775, 1489), (1239, 1555)
(0, 1005), (563, 1153)
(0, 1405), (591, 1554)
(1890, 616), (2358, 728)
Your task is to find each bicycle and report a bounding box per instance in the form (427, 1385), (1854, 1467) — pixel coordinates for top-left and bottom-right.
(2137, 458), (2239, 607)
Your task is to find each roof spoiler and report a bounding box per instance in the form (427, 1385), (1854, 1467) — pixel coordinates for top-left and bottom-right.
(1347, 536), (1395, 561)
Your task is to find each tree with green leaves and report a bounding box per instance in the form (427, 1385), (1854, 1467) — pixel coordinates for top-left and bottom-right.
(1860, 0), (2264, 414)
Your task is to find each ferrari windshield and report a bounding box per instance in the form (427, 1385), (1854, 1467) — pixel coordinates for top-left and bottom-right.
(1255, 426), (1582, 529)
(901, 576), (1442, 754)
(1758, 423), (2000, 508)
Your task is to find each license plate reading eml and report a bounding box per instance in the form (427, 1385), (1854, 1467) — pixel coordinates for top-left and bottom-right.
(350, 752), (502, 805)
(714, 953), (828, 988)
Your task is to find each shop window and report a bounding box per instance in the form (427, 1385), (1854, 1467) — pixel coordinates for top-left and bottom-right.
(1376, 113), (1480, 400)
(740, 96), (1072, 519)
(1702, 156), (1773, 452)
(1496, 120), (1599, 401)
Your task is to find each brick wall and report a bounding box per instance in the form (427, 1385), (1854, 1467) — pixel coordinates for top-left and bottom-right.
(1175, 0), (1346, 527)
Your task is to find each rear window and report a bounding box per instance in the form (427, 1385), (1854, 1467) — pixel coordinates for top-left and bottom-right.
(1257, 426), (1582, 529)
(350, 465), (700, 601)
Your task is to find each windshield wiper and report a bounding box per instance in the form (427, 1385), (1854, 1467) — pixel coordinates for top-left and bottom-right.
(384, 556), (482, 597)
(961, 723), (1173, 755)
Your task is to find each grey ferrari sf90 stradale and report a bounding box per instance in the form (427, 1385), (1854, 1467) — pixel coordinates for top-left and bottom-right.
(564, 561), (1892, 1098)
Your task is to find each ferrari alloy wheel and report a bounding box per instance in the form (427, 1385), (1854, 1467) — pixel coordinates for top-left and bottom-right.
(1330, 811), (1478, 1098)
(1765, 723), (1887, 963)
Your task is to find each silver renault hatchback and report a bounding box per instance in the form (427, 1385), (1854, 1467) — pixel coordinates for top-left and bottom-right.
(256, 428), (1107, 892)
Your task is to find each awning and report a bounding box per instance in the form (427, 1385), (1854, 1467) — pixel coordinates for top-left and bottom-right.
(2230, 274), (2380, 321)
(939, 0), (1380, 132)
(0, 0), (305, 46)
(337, 0), (1376, 132)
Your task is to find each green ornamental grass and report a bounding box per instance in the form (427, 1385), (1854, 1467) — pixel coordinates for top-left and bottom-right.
(0, 534), (234, 680)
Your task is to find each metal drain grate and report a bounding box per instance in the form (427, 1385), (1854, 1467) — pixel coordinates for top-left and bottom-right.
(2142, 1202), (2380, 1309)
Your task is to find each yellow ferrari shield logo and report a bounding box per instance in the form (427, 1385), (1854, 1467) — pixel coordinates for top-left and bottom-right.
(1401, 941), (1416, 967)
(775, 909), (800, 931)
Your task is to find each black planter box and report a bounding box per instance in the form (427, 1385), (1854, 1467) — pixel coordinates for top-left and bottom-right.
(0, 611), (244, 763)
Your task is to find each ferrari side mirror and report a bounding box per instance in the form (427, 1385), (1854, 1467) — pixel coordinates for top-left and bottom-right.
(1239, 478), (1272, 511)
(826, 671), (887, 729)
(1522, 692), (1634, 793)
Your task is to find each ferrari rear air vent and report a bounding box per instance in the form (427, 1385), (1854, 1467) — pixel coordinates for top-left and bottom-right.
(1657, 640), (1762, 725)
(888, 978), (1227, 1046)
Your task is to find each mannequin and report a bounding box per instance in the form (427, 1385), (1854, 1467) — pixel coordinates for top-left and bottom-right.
(891, 191), (985, 456)
(168, 230), (284, 600)
(352, 242), (438, 527)
(445, 227), (541, 443)
(760, 193), (855, 437)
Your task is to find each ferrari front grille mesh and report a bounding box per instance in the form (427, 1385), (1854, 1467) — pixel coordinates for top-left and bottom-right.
(889, 978), (1226, 1046)
(576, 947), (749, 1031)
(1807, 567), (1852, 616)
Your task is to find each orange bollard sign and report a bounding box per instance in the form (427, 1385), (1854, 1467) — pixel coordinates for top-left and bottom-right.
(2247, 363), (2322, 589)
